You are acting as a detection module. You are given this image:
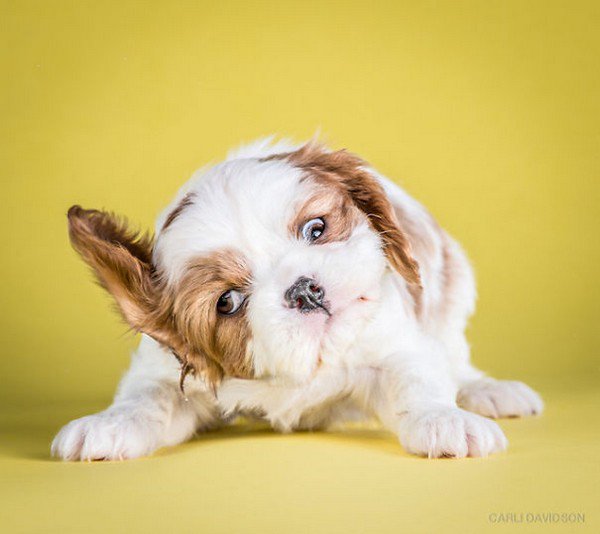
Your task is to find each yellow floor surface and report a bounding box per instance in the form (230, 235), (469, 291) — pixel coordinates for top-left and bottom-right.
(1, 378), (598, 534)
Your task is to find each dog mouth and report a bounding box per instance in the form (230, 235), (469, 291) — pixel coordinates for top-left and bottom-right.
(310, 294), (373, 372)
(314, 300), (332, 316)
(321, 294), (371, 328)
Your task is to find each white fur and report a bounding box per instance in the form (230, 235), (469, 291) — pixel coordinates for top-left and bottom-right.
(52, 137), (543, 460)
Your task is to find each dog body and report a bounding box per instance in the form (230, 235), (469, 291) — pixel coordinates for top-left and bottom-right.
(52, 138), (543, 460)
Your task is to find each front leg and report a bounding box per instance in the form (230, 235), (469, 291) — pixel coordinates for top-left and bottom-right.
(457, 377), (544, 419)
(442, 332), (544, 419)
(369, 352), (508, 458)
(52, 337), (220, 461)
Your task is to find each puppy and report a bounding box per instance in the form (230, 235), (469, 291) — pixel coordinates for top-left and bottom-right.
(52, 137), (543, 461)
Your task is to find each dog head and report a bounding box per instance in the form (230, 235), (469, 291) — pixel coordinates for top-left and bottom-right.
(68, 142), (420, 386)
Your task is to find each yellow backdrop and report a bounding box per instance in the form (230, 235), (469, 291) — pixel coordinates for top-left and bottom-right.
(1, 1), (598, 533)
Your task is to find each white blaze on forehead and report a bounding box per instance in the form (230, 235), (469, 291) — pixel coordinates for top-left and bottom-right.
(153, 157), (309, 285)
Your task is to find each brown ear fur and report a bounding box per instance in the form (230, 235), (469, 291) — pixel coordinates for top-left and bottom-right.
(67, 205), (223, 386)
(67, 205), (157, 328)
(284, 144), (421, 286)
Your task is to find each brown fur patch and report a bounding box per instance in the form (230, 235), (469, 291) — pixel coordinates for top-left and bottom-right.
(172, 250), (254, 379)
(289, 180), (361, 244)
(67, 206), (240, 388)
(162, 192), (196, 231)
(67, 205), (156, 328)
(270, 143), (421, 286)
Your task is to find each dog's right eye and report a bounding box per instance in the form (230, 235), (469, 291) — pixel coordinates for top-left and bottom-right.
(217, 290), (245, 315)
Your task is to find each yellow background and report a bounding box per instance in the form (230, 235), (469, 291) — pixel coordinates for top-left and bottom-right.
(1, 1), (598, 532)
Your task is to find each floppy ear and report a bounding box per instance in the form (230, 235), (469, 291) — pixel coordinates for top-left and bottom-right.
(288, 145), (421, 286)
(335, 161), (421, 286)
(67, 206), (224, 387)
(67, 205), (225, 387)
(67, 205), (160, 332)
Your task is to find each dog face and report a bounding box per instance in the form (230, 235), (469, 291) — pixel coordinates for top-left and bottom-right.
(68, 144), (420, 385)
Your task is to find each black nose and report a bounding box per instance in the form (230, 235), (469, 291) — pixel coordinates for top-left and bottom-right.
(285, 277), (328, 314)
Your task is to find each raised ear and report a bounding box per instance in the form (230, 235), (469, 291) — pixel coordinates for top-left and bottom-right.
(67, 205), (158, 331)
(67, 206), (224, 387)
(288, 145), (421, 286)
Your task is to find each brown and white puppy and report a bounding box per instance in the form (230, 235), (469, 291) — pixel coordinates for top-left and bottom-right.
(52, 137), (543, 461)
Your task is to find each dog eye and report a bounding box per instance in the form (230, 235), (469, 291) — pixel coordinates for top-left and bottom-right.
(301, 217), (325, 242)
(216, 290), (245, 315)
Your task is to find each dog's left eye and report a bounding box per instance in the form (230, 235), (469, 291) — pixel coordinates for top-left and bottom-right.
(301, 217), (325, 242)
(217, 290), (245, 315)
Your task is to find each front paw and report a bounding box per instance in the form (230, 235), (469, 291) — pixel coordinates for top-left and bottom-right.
(457, 379), (544, 419)
(398, 406), (508, 458)
(51, 406), (163, 461)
